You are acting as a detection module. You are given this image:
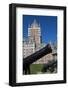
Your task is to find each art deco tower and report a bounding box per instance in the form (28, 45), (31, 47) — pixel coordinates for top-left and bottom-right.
(28, 19), (41, 46)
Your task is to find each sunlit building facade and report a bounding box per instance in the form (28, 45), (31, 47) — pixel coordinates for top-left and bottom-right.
(23, 37), (35, 58)
(28, 19), (41, 46)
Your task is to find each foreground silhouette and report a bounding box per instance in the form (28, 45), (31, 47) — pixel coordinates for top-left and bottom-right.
(23, 44), (52, 74)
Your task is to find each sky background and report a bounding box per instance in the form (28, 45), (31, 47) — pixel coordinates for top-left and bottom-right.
(23, 15), (57, 44)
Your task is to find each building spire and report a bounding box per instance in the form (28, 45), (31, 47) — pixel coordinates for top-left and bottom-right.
(31, 19), (39, 28)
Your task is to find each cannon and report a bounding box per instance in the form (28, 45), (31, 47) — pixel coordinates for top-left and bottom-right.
(23, 44), (52, 74)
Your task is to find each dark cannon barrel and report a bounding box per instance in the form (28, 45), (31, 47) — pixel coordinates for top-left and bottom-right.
(23, 44), (52, 69)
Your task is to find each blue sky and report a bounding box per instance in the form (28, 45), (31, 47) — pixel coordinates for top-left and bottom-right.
(23, 15), (57, 44)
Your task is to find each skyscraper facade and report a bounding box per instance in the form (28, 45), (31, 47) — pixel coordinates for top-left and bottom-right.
(28, 19), (41, 46)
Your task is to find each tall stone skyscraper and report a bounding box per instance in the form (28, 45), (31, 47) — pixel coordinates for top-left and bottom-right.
(28, 19), (41, 46)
